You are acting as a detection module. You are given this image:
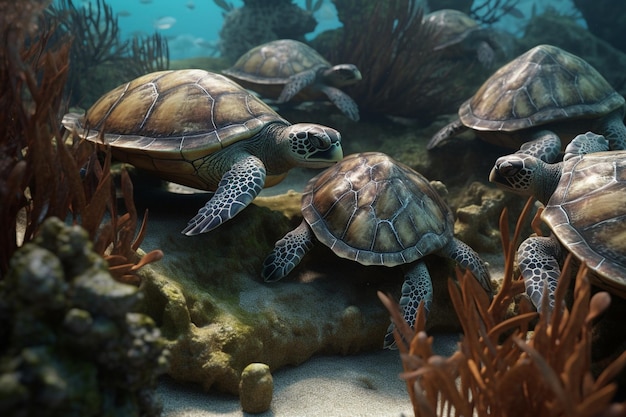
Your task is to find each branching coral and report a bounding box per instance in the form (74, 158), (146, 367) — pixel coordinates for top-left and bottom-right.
(319, 0), (482, 122)
(470, 0), (523, 25)
(380, 198), (626, 416)
(0, 0), (163, 283)
(46, 0), (169, 107)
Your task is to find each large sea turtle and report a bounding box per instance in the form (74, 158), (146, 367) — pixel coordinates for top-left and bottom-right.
(424, 8), (497, 67)
(427, 44), (626, 163)
(261, 152), (492, 347)
(62, 69), (344, 235)
(489, 132), (626, 311)
(223, 39), (362, 121)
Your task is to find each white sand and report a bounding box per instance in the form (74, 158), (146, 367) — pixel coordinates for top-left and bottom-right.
(158, 334), (460, 417)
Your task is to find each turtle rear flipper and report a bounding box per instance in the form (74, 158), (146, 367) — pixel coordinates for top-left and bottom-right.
(427, 118), (468, 150)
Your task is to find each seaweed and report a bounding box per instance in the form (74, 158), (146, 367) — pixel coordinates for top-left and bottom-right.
(321, 0), (475, 122)
(46, 0), (169, 107)
(470, 0), (523, 25)
(380, 198), (626, 416)
(0, 0), (162, 283)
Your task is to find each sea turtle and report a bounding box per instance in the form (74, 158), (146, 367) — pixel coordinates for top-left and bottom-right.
(62, 69), (344, 235)
(489, 131), (626, 311)
(261, 152), (492, 347)
(223, 39), (362, 121)
(427, 44), (626, 163)
(424, 8), (497, 68)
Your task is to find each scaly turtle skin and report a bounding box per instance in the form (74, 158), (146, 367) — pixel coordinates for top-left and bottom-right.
(261, 152), (492, 348)
(62, 69), (344, 234)
(428, 44), (626, 162)
(223, 39), (362, 121)
(424, 9), (496, 67)
(489, 132), (626, 311)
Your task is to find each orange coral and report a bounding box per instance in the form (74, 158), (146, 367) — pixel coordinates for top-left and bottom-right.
(380, 198), (626, 416)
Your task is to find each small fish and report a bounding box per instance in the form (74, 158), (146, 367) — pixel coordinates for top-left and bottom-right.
(154, 16), (177, 30)
(117, 10), (131, 17)
(139, 0), (152, 4)
(185, 1), (195, 10)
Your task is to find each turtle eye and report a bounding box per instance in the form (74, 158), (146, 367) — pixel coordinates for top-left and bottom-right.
(497, 161), (520, 177)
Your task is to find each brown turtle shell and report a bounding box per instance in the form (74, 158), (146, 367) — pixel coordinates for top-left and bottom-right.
(301, 152), (454, 266)
(459, 44), (625, 146)
(62, 69), (288, 190)
(222, 39), (330, 101)
(424, 9), (480, 48)
(462, 44), (624, 130)
(543, 150), (626, 296)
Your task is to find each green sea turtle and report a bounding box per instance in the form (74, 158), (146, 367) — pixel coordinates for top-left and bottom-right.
(62, 69), (344, 235)
(261, 152), (492, 347)
(489, 132), (626, 311)
(427, 44), (626, 163)
(424, 8), (497, 67)
(223, 39), (362, 121)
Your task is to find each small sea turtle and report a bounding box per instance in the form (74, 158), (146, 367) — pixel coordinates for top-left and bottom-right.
(223, 39), (362, 121)
(62, 69), (344, 235)
(427, 44), (626, 163)
(261, 152), (492, 347)
(489, 132), (626, 311)
(424, 8), (497, 67)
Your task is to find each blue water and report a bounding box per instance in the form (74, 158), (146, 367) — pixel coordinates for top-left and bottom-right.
(100, 0), (342, 60)
(95, 0), (577, 61)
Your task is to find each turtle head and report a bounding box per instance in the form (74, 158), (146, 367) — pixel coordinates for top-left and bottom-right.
(489, 153), (560, 204)
(282, 123), (343, 168)
(324, 64), (362, 87)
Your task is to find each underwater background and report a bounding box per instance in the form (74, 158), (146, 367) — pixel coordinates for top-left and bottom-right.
(92, 0), (576, 60)
(4, 0), (626, 415)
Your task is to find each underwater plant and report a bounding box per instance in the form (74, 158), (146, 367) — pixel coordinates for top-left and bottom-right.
(46, 0), (169, 107)
(0, 0), (163, 283)
(470, 0), (523, 25)
(319, 0), (484, 122)
(380, 199), (626, 416)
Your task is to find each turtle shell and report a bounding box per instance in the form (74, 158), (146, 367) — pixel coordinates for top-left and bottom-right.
(222, 39), (330, 100)
(424, 9), (480, 48)
(543, 150), (626, 295)
(63, 69), (287, 190)
(460, 44), (624, 133)
(301, 152), (454, 266)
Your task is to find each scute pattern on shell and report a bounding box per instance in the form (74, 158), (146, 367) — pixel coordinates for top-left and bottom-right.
(460, 44), (625, 132)
(425, 9), (479, 47)
(301, 152), (454, 266)
(223, 39), (330, 84)
(79, 69), (285, 161)
(542, 150), (626, 292)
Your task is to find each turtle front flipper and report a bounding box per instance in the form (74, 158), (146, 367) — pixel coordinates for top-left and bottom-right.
(443, 238), (492, 296)
(517, 235), (563, 312)
(261, 220), (314, 282)
(515, 129), (562, 163)
(563, 131), (609, 160)
(182, 155), (266, 235)
(426, 118), (468, 150)
(384, 261), (432, 349)
(319, 85), (360, 121)
(278, 70), (317, 103)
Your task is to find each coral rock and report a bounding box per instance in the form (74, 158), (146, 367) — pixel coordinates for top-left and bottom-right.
(239, 363), (273, 414)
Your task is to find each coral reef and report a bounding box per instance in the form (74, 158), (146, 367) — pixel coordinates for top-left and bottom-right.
(381, 200), (626, 416)
(47, 0), (169, 107)
(218, 0), (317, 62)
(314, 0), (492, 123)
(0, 217), (169, 416)
(0, 0), (162, 283)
